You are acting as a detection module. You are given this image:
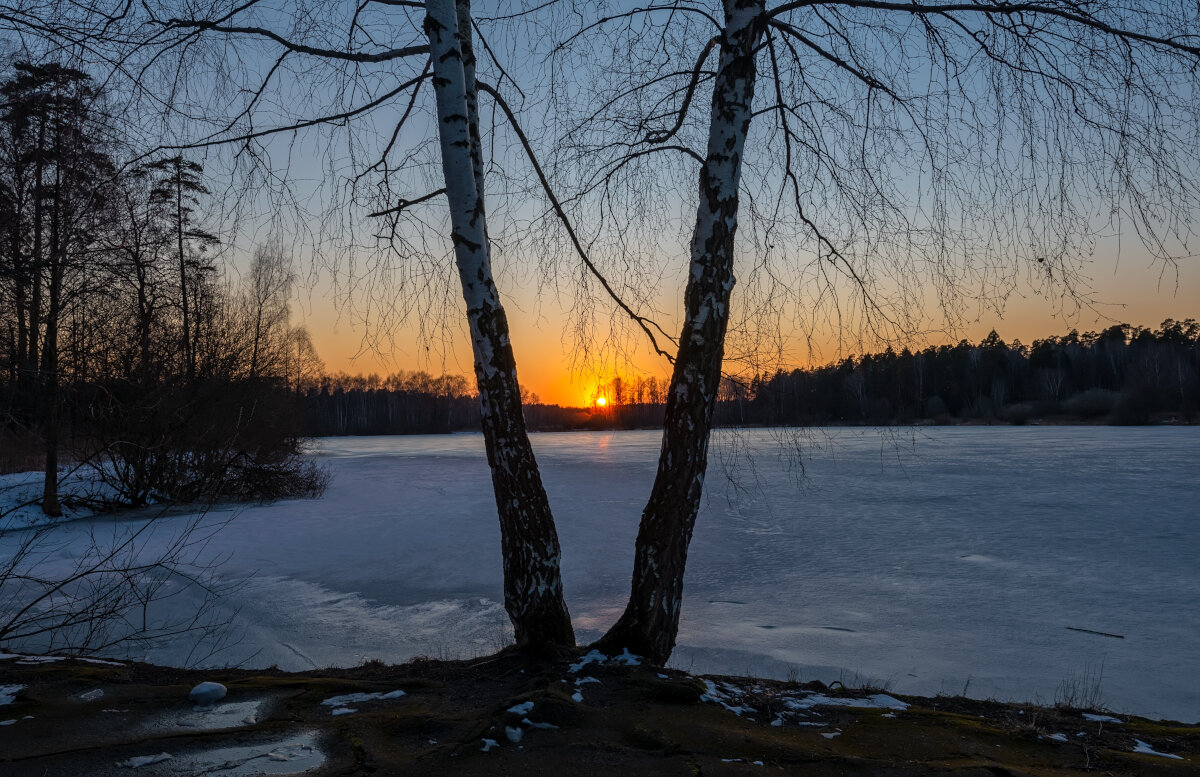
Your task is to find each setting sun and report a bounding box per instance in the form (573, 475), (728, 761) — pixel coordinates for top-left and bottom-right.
(595, 397), (607, 407)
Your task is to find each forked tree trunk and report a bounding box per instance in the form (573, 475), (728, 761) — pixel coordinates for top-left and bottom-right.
(424, 0), (574, 650)
(596, 0), (765, 664)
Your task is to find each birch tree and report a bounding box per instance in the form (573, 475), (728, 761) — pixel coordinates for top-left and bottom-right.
(543, 0), (1200, 662)
(421, 0), (574, 648)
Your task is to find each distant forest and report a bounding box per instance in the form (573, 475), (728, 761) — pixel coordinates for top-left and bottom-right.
(299, 319), (1199, 435)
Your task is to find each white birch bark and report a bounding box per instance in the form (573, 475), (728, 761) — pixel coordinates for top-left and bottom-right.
(598, 0), (766, 664)
(423, 0), (574, 649)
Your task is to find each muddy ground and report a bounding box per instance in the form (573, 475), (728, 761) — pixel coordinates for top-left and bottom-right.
(1, 649), (1196, 776)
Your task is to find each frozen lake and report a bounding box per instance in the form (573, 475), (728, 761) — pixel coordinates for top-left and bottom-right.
(7, 427), (1200, 721)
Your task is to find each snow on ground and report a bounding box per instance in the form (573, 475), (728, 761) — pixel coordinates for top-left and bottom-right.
(0, 467), (116, 529)
(697, 678), (908, 725)
(1, 684), (24, 705)
(3, 428), (1198, 722)
(116, 752), (172, 768)
(319, 690), (405, 716)
(1133, 739), (1184, 759)
(782, 693), (909, 712)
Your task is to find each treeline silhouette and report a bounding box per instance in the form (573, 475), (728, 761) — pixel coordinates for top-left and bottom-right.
(0, 63), (324, 512)
(732, 319), (1200, 427)
(296, 319), (1199, 436)
(301, 372), (480, 435)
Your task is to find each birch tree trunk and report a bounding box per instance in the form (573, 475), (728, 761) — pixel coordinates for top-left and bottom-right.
(596, 0), (765, 664)
(423, 0), (574, 650)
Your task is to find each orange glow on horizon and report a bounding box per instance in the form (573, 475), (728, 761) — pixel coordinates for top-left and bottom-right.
(299, 246), (1200, 408)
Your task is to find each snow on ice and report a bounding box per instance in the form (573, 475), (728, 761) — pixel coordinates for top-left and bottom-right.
(4, 429), (1198, 722)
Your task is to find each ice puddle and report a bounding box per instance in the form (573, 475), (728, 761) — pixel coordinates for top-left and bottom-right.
(119, 732), (324, 774)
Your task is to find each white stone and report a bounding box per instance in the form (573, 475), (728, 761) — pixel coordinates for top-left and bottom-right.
(187, 682), (227, 706)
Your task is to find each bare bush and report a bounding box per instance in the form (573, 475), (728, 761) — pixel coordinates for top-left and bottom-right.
(0, 500), (239, 660)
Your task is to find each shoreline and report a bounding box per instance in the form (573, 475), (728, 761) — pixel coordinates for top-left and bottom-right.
(1, 649), (1197, 775)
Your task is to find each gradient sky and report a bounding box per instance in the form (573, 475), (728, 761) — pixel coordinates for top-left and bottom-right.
(295, 243), (1199, 407)
(173, 1), (1198, 409)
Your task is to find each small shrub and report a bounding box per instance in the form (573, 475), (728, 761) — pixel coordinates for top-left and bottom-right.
(1061, 388), (1118, 419)
(1001, 403), (1035, 424)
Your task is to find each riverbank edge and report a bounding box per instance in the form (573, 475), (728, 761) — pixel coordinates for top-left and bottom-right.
(1, 648), (1196, 776)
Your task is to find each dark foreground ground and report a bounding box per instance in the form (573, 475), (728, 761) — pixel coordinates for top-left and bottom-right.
(1, 649), (1196, 776)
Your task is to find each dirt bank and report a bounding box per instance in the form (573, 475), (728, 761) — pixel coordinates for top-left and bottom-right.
(1, 649), (1196, 776)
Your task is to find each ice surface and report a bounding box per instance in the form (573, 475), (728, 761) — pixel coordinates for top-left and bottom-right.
(1, 684), (23, 705)
(783, 693), (909, 711)
(117, 752), (172, 768)
(167, 733), (322, 774)
(149, 699), (266, 732)
(320, 690), (405, 708)
(4, 428), (1197, 721)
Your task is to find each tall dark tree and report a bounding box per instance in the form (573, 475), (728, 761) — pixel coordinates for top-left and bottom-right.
(144, 155), (216, 384)
(0, 62), (116, 516)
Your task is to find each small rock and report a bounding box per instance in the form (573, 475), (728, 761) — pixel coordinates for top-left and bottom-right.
(187, 682), (227, 706)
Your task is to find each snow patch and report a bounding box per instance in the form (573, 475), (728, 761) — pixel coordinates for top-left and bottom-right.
(480, 738), (499, 752)
(1082, 713), (1121, 723)
(1133, 740), (1182, 759)
(1, 684), (24, 705)
(699, 680), (756, 716)
(568, 650), (606, 673)
(568, 648), (640, 674)
(782, 693), (908, 712)
(507, 701), (534, 715)
(117, 753), (173, 768)
(320, 689), (405, 711)
(523, 717), (558, 730)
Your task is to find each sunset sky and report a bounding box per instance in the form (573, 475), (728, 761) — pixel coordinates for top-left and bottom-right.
(170, 1), (1200, 410)
(295, 244), (1199, 407)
